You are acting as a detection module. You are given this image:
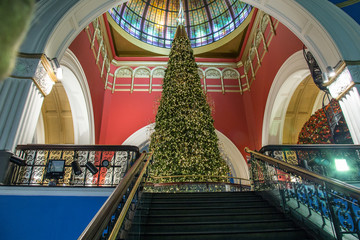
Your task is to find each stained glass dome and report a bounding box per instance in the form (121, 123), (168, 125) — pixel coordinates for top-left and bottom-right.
(109, 0), (252, 49)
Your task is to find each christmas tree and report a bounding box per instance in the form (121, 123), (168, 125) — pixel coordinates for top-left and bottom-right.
(149, 25), (230, 182)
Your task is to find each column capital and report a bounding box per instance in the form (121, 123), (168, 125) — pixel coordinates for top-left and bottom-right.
(11, 53), (57, 96)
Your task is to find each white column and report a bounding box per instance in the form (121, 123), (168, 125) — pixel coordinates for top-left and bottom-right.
(341, 65), (360, 144)
(327, 64), (360, 144)
(0, 54), (55, 151)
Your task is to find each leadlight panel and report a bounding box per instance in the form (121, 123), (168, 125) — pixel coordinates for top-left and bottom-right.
(109, 0), (252, 48)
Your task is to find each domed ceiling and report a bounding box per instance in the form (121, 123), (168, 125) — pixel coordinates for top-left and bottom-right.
(109, 0), (252, 49)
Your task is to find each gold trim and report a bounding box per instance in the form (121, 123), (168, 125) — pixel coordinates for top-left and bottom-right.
(335, 81), (356, 101)
(40, 55), (57, 82)
(108, 153), (152, 240)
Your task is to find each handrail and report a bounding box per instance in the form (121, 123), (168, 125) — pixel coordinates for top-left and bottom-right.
(108, 152), (152, 240)
(259, 144), (360, 153)
(245, 147), (360, 199)
(78, 152), (148, 240)
(16, 144), (140, 154)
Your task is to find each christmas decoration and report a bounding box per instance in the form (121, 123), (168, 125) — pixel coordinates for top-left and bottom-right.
(149, 25), (230, 182)
(297, 99), (352, 144)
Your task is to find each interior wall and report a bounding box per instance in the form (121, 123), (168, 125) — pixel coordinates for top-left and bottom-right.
(70, 20), (305, 156)
(242, 22), (304, 149)
(61, 49), (95, 144)
(41, 82), (74, 144)
(69, 29), (107, 144)
(282, 76), (320, 144)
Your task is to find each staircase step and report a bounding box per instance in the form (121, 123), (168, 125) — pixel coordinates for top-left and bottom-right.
(140, 205), (278, 215)
(128, 227), (310, 240)
(135, 219), (295, 233)
(141, 200), (269, 208)
(142, 196), (263, 203)
(133, 211), (287, 223)
(128, 192), (314, 240)
(142, 192), (258, 199)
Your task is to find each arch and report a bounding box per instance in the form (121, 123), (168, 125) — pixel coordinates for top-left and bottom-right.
(151, 66), (166, 78)
(133, 66), (151, 77)
(133, 66), (151, 93)
(150, 66), (166, 93)
(113, 66), (133, 93)
(20, 0), (359, 75)
(122, 124), (250, 181)
(222, 68), (240, 79)
(262, 50), (310, 146)
(60, 49), (95, 144)
(205, 67), (224, 93)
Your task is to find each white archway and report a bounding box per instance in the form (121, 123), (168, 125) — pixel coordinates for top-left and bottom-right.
(21, 0), (359, 72)
(18, 0), (360, 145)
(60, 49), (95, 144)
(122, 124), (250, 181)
(262, 50), (310, 146)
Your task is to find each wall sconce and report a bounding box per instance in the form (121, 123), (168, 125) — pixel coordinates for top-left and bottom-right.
(71, 161), (82, 175)
(9, 155), (26, 166)
(326, 66), (336, 78)
(86, 162), (98, 175)
(51, 58), (63, 80)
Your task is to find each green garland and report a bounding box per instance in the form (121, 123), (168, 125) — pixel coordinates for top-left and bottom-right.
(149, 32), (230, 183)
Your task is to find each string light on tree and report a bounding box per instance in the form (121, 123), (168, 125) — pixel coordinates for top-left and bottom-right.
(149, 13), (230, 183)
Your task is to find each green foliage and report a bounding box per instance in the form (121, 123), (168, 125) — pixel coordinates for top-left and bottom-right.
(0, 0), (35, 81)
(149, 34), (230, 182)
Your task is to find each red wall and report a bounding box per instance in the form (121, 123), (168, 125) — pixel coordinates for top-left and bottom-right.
(242, 22), (304, 150)
(69, 28), (106, 144)
(70, 20), (303, 156)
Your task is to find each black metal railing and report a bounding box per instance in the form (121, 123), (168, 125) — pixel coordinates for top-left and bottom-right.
(259, 144), (360, 182)
(8, 145), (140, 187)
(246, 147), (360, 240)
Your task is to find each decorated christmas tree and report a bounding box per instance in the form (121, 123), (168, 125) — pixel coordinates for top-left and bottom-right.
(149, 24), (230, 182)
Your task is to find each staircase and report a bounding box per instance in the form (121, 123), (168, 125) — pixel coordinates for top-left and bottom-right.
(128, 191), (314, 240)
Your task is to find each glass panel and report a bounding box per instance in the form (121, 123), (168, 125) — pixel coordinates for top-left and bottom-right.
(109, 0), (252, 48)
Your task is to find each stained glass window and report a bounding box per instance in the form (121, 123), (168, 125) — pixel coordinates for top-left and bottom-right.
(109, 0), (252, 49)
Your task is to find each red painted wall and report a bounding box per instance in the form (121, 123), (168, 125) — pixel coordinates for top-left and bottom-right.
(70, 19), (303, 156)
(242, 21), (304, 150)
(69, 29), (106, 144)
(98, 91), (161, 144)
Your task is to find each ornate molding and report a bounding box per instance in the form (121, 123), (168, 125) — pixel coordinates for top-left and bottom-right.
(11, 54), (56, 96)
